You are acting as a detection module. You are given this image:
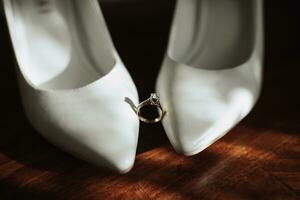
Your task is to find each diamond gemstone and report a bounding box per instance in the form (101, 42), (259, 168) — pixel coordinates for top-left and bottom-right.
(150, 93), (159, 105)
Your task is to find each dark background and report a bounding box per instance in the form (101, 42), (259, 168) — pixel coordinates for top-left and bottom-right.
(0, 0), (300, 199)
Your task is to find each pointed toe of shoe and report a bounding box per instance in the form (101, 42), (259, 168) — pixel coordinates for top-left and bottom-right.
(158, 61), (259, 155)
(163, 88), (255, 155)
(111, 151), (136, 174)
(80, 133), (137, 173)
(20, 65), (140, 173)
(32, 105), (139, 172)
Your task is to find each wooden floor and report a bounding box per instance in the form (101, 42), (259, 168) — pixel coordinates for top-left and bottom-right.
(1, 0), (300, 199)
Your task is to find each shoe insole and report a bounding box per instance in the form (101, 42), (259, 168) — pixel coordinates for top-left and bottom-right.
(10, 0), (114, 89)
(169, 0), (254, 69)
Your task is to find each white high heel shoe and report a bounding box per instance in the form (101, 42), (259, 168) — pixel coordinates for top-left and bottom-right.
(157, 0), (264, 155)
(4, 0), (139, 173)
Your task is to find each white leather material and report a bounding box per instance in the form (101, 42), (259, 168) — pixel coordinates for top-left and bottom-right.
(157, 0), (264, 155)
(4, 0), (139, 173)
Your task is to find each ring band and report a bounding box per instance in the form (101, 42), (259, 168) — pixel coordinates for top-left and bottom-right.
(136, 93), (166, 123)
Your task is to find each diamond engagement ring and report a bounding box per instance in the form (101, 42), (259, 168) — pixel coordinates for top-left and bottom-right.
(125, 93), (166, 123)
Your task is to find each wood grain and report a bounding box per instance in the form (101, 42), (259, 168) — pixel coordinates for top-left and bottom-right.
(0, 0), (300, 199)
